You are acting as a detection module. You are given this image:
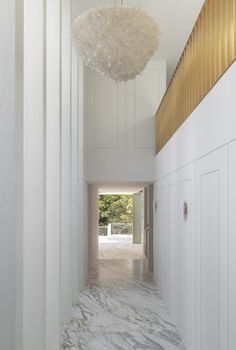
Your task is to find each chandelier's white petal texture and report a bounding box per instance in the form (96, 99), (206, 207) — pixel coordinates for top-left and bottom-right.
(71, 5), (160, 82)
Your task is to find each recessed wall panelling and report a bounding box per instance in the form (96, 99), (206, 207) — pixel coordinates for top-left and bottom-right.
(127, 62), (165, 156)
(94, 74), (119, 149)
(23, 1), (46, 349)
(46, 0), (61, 348)
(86, 69), (126, 156)
(71, 47), (80, 304)
(155, 180), (169, 299)
(167, 174), (179, 325)
(61, 0), (72, 324)
(196, 147), (228, 350)
(0, 1), (19, 349)
(178, 165), (195, 350)
(86, 61), (166, 159)
(229, 140), (236, 350)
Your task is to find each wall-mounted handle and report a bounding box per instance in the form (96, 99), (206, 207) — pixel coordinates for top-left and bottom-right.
(183, 201), (188, 220)
(154, 201), (157, 211)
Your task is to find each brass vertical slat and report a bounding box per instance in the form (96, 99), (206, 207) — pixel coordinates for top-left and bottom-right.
(207, 2), (211, 89)
(234, 0), (236, 57)
(156, 0), (236, 153)
(228, 0), (234, 63)
(202, 4), (207, 99)
(194, 23), (198, 108)
(182, 53), (185, 124)
(210, 0), (216, 87)
(222, 0), (228, 72)
(201, 8), (206, 100)
(217, 0), (223, 79)
(188, 40), (192, 117)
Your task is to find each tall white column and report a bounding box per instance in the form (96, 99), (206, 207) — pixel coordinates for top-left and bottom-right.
(0, 1), (17, 349)
(71, 45), (80, 303)
(133, 193), (143, 244)
(88, 185), (99, 267)
(78, 58), (88, 290)
(23, 1), (46, 349)
(46, 0), (61, 349)
(61, 0), (72, 324)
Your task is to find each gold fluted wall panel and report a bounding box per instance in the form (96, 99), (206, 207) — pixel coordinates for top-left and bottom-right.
(156, 0), (236, 153)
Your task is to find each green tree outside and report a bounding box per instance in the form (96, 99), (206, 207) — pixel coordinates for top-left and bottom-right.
(98, 194), (133, 226)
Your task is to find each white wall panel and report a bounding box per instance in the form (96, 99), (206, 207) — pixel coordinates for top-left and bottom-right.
(61, 0), (72, 324)
(86, 61), (166, 182)
(15, 1), (24, 348)
(167, 173), (179, 325)
(0, 2), (17, 349)
(178, 164), (195, 350)
(45, 1), (61, 349)
(77, 56), (89, 292)
(126, 61), (165, 156)
(229, 140), (236, 350)
(71, 47), (88, 299)
(87, 155), (155, 183)
(77, 179), (88, 289)
(78, 57), (86, 154)
(94, 75), (121, 149)
(88, 185), (99, 267)
(195, 147), (228, 350)
(71, 46), (80, 304)
(86, 69), (126, 156)
(23, 1), (46, 349)
(154, 178), (168, 296)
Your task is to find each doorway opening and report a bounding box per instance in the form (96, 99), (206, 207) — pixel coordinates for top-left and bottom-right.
(88, 183), (154, 272)
(98, 192), (145, 260)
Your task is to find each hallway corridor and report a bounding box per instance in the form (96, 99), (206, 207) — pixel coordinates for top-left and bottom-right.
(61, 259), (184, 350)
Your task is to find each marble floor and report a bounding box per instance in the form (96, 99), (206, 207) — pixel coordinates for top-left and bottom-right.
(98, 234), (144, 260)
(61, 257), (185, 350)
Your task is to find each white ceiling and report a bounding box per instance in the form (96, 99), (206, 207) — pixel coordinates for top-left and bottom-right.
(74, 0), (204, 83)
(98, 183), (146, 194)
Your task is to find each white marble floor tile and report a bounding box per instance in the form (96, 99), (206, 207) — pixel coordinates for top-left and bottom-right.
(61, 259), (185, 350)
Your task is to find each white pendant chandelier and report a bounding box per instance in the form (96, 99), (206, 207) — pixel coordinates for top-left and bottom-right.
(72, 4), (160, 82)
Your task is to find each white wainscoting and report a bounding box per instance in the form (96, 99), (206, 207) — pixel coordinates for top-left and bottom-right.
(229, 140), (236, 350)
(178, 164), (195, 350)
(154, 146), (230, 350)
(86, 61), (166, 182)
(195, 147), (228, 350)
(154, 61), (236, 350)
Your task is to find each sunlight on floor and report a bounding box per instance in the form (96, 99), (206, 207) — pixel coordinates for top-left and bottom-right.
(98, 234), (144, 260)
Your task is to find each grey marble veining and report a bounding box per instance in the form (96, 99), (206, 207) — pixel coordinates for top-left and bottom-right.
(61, 259), (185, 350)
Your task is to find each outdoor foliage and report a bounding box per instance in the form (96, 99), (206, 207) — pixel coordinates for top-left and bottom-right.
(98, 194), (133, 226)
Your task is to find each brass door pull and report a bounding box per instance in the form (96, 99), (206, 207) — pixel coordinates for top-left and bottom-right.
(183, 201), (188, 220)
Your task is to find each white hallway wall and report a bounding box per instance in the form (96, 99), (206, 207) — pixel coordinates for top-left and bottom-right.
(0, 1), (17, 349)
(22, 0), (73, 348)
(0, 1), (88, 349)
(86, 61), (166, 183)
(154, 61), (236, 350)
